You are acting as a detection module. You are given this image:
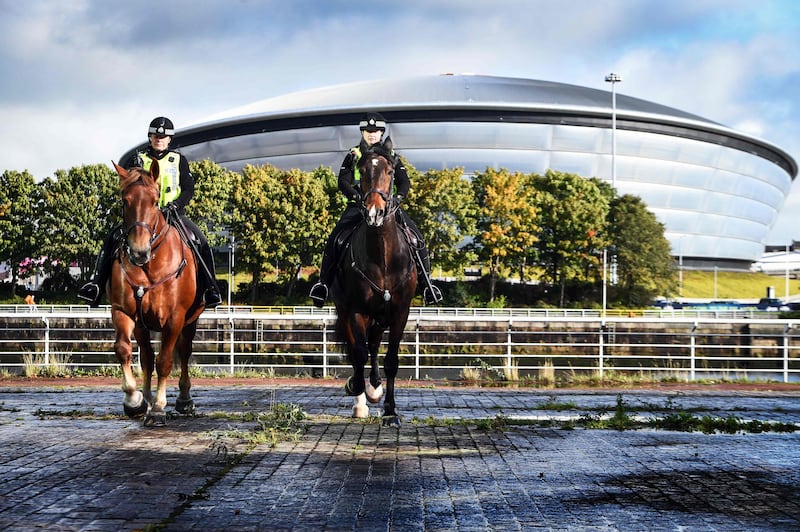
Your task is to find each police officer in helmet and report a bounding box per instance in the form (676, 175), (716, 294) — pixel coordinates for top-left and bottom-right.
(77, 116), (222, 308)
(309, 112), (442, 307)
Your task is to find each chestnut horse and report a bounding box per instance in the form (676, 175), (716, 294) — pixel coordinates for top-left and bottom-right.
(332, 139), (417, 427)
(109, 161), (204, 426)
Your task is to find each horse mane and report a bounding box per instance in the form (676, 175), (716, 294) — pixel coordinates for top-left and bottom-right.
(119, 166), (157, 192)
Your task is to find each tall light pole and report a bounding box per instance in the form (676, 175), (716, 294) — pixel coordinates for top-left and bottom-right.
(602, 73), (622, 315)
(605, 73), (622, 189)
(228, 235), (235, 307)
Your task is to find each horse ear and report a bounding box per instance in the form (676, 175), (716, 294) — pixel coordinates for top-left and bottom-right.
(112, 161), (128, 178)
(149, 159), (160, 180)
(382, 136), (393, 152)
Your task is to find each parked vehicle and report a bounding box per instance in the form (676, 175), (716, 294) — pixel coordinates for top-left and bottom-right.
(756, 298), (789, 311)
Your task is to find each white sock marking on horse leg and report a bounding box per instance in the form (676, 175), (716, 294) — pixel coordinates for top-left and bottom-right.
(123, 390), (144, 410)
(352, 392), (369, 418)
(366, 381), (384, 403)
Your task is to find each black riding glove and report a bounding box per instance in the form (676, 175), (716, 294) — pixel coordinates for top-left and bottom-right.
(162, 202), (179, 219)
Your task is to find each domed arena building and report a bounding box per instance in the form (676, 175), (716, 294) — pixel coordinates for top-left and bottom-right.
(120, 74), (797, 269)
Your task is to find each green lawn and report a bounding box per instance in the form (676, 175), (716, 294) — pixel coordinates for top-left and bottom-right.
(679, 270), (796, 301)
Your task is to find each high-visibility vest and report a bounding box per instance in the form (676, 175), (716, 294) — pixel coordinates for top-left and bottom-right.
(138, 151), (181, 207)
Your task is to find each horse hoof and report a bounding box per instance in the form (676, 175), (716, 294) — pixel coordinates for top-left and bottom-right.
(381, 415), (401, 428)
(175, 398), (195, 415)
(366, 383), (384, 404)
(143, 411), (167, 427)
(352, 404), (370, 418)
(123, 398), (149, 419)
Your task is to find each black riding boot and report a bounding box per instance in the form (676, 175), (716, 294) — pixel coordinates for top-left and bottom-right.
(78, 230), (118, 307)
(415, 244), (443, 305)
(309, 251), (335, 308)
(198, 241), (222, 308)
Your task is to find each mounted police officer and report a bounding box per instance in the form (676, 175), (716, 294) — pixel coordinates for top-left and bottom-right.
(309, 112), (443, 307)
(78, 117), (222, 308)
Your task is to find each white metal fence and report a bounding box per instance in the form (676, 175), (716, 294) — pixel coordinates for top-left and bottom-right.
(1, 306), (799, 382)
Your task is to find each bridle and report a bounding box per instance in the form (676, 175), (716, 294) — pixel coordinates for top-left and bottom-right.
(118, 178), (187, 320)
(121, 180), (171, 262)
(350, 149), (414, 309)
(358, 150), (399, 219)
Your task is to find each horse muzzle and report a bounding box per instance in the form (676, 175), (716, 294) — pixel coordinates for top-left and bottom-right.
(126, 244), (151, 266)
(365, 204), (386, 227)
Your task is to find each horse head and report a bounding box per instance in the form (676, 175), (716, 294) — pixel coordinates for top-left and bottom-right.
(357, 137), (396, 228)
(114, 161), (163, 267)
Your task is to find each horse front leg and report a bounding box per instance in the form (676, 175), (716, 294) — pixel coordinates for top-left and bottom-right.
(381, 324), (405, 427)
(113, 311), (147, 418)
(343, 315), (371, 418)
(365, 324), (384, 404)
(175, 321), (197, 415)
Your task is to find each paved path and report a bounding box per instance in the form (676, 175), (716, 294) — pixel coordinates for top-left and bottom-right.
(1, 383), (799, 531)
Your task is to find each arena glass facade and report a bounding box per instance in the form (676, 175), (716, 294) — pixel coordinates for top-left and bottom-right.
(120, 74), (797, 269)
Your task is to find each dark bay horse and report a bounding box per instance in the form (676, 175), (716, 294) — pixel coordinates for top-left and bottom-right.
(332, 139), (418, 426)
(109, 161), (204, 426)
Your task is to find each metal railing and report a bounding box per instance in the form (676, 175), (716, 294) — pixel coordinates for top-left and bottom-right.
(1, 306), (798, 382)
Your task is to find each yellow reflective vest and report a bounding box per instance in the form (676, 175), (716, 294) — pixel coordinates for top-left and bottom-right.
(138, 151), (181, 207)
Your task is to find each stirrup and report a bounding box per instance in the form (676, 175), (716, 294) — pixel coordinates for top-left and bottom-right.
(78, 282), (100, 305)
(309, 282), (328, 308)
(424, 285), (443, 305)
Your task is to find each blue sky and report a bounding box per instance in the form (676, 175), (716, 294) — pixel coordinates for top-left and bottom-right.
(1, 0), (799, 245)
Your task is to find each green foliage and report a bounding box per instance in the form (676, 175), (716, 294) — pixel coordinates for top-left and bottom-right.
(1, 153), (681, 308)
(232, 164), (331, 301)
(187, 160), (235, 248)
(0, 169), (37, 294)
(37, 164), (119, 283)
(532, 170), (609, 306)
(472, 168), (540, 300)
(404, 164), (477, 272)
(610, 194), (677, 304)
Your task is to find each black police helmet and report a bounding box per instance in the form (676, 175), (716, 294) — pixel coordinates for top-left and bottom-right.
(359, 112), (386, 132)
(148, 116), (175, 137)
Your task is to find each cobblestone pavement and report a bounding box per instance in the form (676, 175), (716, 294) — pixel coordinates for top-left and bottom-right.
(1, 383), (799, 531)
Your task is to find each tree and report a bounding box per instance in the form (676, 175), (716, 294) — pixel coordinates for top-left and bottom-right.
(231, 164), (331, 302)
(187, 159), (235, 249)
(0, 170), (38, 296)
(36, 164), (119, 290)
(532, 170), (609, 307)
(609, 194), (677, 305)
(404, 165), (477, 275)
(471, 168), (539, 301)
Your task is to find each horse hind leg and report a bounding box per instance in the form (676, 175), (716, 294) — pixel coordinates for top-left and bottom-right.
(365, 328), (384, 404)
(344, 343), (370, 418)
(175, 322), (197, 415)
(381, 328), (404, 428)
(143, 328), (180, 427)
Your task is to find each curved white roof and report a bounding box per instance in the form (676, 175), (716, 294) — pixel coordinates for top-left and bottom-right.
(119, 74), (797, 266)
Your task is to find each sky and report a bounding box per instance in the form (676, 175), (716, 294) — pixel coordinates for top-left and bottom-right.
(1, 0), (799, 246)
